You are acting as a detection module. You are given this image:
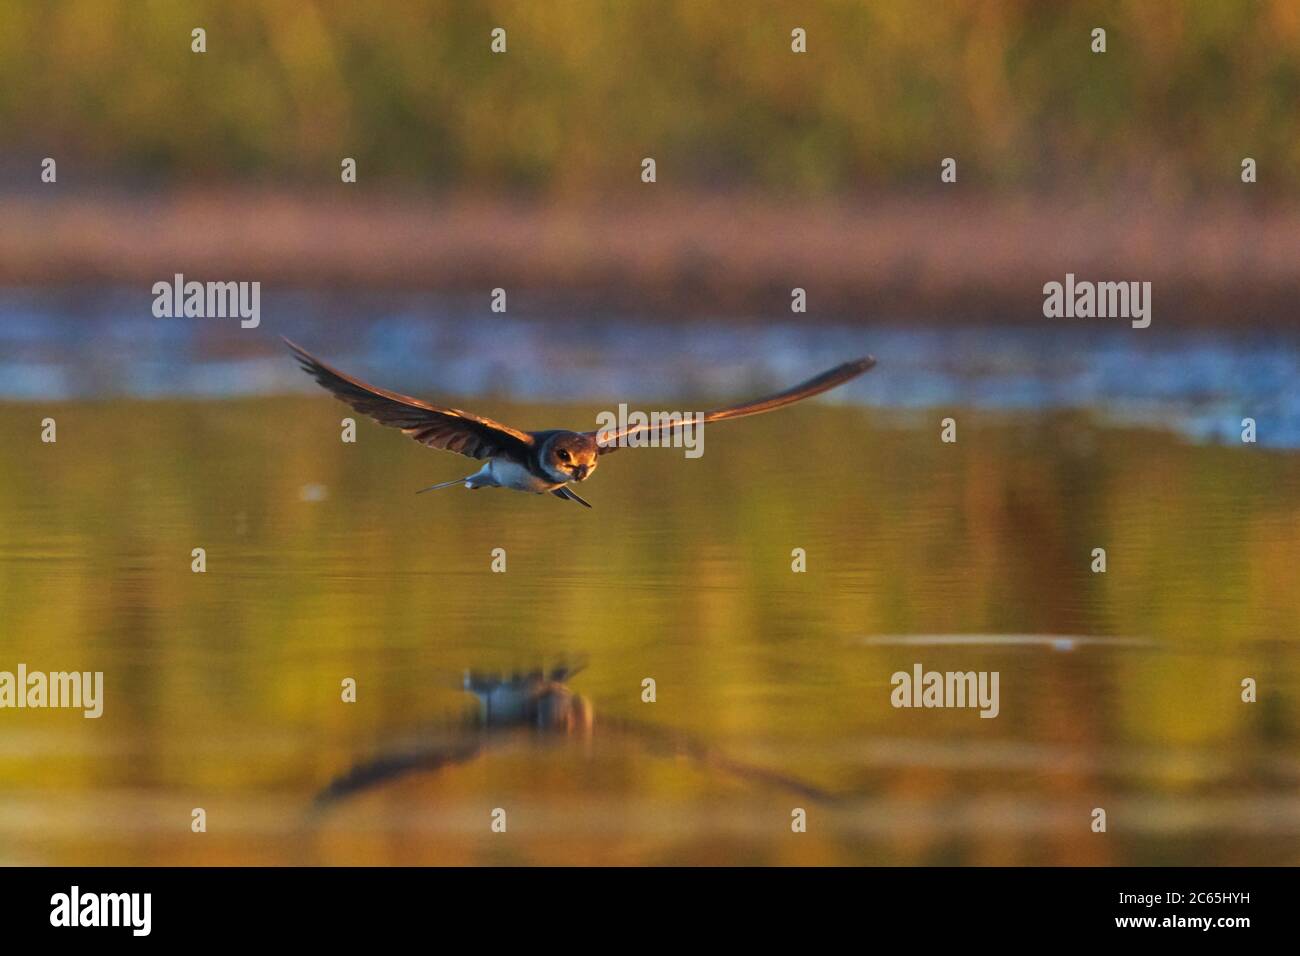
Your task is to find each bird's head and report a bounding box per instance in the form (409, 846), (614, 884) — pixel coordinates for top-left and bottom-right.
(541, 432), (600, 483)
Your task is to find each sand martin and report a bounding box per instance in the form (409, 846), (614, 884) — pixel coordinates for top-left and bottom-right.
(285, 338), (875, 508)
(314, 662), (840, 809)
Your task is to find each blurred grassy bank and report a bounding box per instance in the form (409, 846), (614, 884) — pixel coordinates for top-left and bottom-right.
(3, 0), (1299, 196)
(5, 0), (1294, 321)
(4, 1), (1298, 322)
(2, 191), (1298, 323)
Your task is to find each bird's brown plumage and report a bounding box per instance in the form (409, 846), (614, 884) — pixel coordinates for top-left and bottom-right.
(587, 355), (876, 453)
(284, 338), (534, 461)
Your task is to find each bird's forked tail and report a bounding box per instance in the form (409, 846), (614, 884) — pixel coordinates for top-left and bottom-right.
(415, 476), (472, 494)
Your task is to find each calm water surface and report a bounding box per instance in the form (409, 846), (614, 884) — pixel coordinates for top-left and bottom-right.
(0, 301), (1297, 865)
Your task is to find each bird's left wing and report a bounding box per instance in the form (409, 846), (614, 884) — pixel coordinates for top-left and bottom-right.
(285, 338), (535, 461)
(588, 356), (875, 454)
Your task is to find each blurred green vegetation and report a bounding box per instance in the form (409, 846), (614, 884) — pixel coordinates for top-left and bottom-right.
(2, 0), (1298, 196)
(0, 399), (1296, 863)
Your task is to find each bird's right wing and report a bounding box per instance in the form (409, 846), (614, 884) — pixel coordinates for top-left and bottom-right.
(285, 339), (535, 461)
(312, 738), (484, 810)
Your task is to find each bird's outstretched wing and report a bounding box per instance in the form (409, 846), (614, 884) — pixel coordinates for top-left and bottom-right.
(588, 356), (875, 453)
(312, 737), (484, 811)
(284, 339), (535, 461)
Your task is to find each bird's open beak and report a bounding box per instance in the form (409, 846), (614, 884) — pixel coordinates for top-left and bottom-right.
(572, 465), (589, 481)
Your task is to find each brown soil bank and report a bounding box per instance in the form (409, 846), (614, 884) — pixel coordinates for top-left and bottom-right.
(3, 191), (1297, 325)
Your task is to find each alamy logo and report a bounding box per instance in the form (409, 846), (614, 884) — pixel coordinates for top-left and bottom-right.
(1043, 273), (1151, 328)
(890, 663), (1000, 718)
(0, 664), (102, 718)
(152, 273), (261, 328)
(50, 886), (151, 936)
(595, 405), (705, 458)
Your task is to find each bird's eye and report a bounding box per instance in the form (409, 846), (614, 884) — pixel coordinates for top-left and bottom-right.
(557, 449), (570, 462)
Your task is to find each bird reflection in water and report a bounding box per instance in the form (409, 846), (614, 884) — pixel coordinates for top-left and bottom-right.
(313, 661), (837, 809)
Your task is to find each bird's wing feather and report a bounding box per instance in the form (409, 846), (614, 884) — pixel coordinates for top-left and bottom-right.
(589, 356), (875, 454)
(313, 739), (484, 809)
(284, 338), (534, 461)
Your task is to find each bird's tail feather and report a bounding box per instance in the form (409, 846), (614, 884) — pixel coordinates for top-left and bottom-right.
(416, 476), (470, 494)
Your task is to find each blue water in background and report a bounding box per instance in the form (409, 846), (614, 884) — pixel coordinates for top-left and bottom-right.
(1, 287), (1296, 447)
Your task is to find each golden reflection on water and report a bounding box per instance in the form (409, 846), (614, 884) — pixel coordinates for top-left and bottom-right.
(0, 399), (1297, 865)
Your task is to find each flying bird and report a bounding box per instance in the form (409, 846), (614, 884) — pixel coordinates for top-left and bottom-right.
(313, 662), (842, 811)
(285, 338), (875, 508)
